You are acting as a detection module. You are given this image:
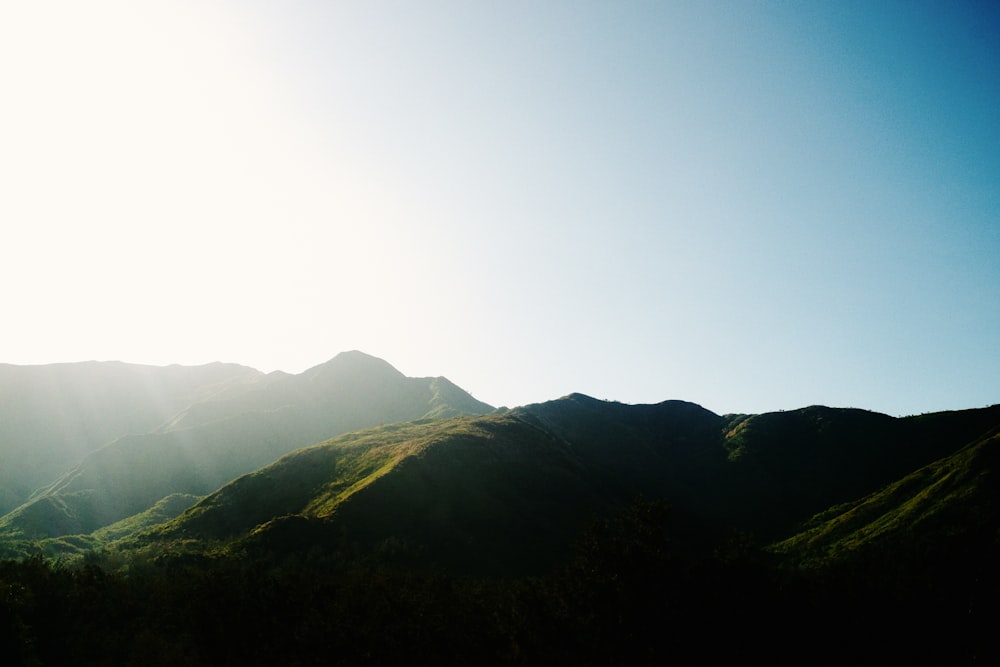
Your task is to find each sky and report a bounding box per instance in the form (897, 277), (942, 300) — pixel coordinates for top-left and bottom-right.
(1, 0), (998, 416)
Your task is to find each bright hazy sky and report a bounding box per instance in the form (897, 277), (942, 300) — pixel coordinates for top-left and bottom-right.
(2, 1), (998, 416)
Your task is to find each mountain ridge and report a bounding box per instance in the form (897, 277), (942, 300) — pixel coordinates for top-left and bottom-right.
(109, 396), (1000, 575)
(0, 354), (995, 665)
(1, 352), (997, 580)
(0, 353), (494, 554)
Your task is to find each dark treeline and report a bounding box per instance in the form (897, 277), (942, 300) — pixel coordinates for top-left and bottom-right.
(1, 499), (996, 666)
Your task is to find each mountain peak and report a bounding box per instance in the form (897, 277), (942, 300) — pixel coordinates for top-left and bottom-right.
(303, 351), (405, 381)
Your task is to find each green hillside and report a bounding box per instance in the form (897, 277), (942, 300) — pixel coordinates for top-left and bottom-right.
(2, 375), (998, 665)
(0, 352), (493, 555)
(771, 428), (1000, 565)
(113, 396), (1000, 575)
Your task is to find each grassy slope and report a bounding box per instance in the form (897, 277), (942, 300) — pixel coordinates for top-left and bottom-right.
(127, 415), (602, 573)
(769, 429), (1000, 564)
(117, 399), (1000, 575)
(8, 382), (998, 575)
(0, 353), (494, 550)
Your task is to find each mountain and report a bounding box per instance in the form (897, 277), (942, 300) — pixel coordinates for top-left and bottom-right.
(770, 426), (1000, 565)
(161, 350), (491, 432)
(0, 352), (493, 554)
(0, 361), (261, 515)
(2, 372), (997, 665)
(123, 395), (1000, 574)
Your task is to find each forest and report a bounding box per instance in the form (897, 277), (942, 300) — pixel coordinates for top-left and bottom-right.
(2, 495), (996, 666)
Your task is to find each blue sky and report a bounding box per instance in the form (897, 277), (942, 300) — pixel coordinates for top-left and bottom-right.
(1, 1), (997, 416)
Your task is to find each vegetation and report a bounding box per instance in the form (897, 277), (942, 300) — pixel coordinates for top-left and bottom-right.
(0, 353), (494, 556)
(2, 495), (995, 665)
(1, 355), (998, 663)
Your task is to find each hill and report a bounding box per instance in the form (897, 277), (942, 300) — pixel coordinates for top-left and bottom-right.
(2, 377), (998, 664)
(0, 361), (260, 515)
(0, 352), (493, 555)
(122, 396), (1000, 574)
(771, 426), (1000, 565)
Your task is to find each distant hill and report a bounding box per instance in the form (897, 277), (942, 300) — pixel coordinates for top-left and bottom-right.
(123, 395), (1000, 574)
(0, 352), (493, 554)
(0, 361), (261, 514)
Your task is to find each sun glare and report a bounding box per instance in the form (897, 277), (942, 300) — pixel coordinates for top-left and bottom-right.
(0, 1), (414, 370)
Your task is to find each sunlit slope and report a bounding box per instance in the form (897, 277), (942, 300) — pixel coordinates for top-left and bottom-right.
(137, 415), (596, 565)
(133, 410), (641, 573)
(0, 352), (493, 547)
(771, 428), (1000, 564)
(0, 360), (260, 514)
(11, 493), (204, 559)
(121, 397), (1000, 574)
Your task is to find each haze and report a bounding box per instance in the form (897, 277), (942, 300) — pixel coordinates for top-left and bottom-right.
(2, 1), (997, 416)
